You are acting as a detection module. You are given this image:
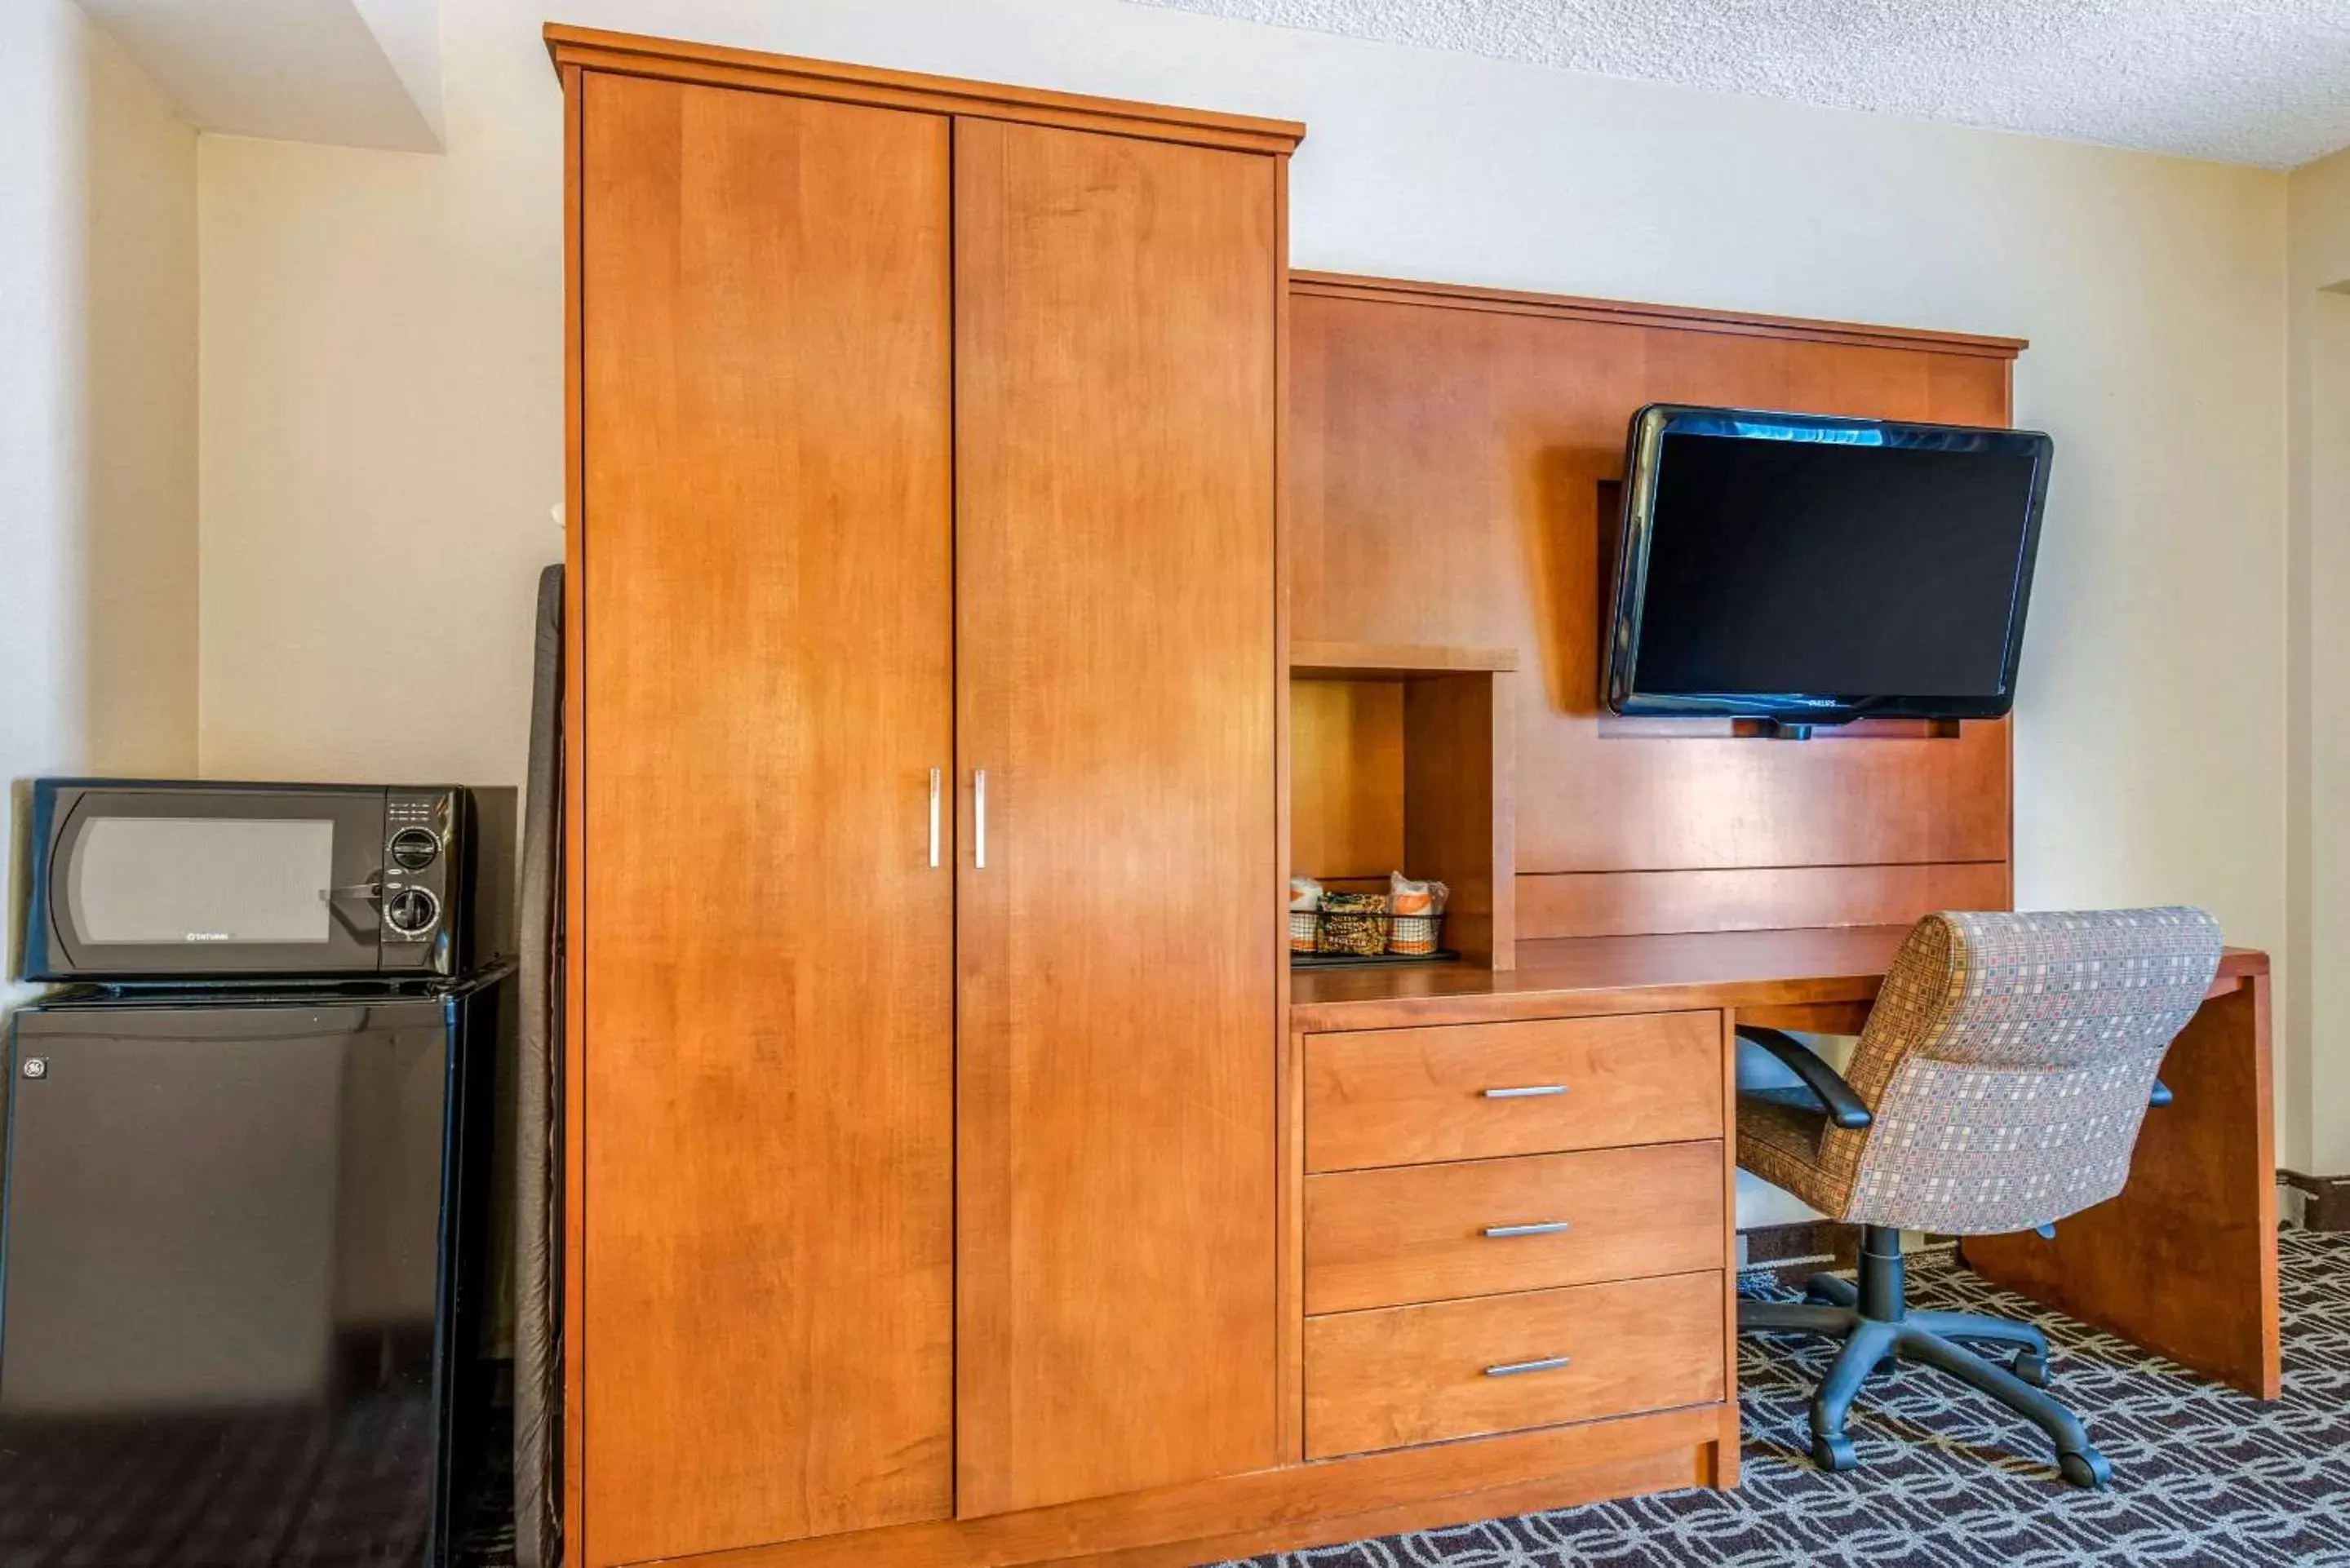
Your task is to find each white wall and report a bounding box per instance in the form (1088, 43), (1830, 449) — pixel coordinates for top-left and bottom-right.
(2, 0), (198, 1003)
(193, 0), (2293, 1146)
(2289, 148), (2350, 1172)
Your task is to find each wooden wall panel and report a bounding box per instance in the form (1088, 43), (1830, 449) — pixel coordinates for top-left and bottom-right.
(1288, 274), (2020, 939)
(1403, 671), (1513, 968)
(1291, 678), (1404, 879)
(1519, 862), (2011, 941)
(579, 75), (955, 1566)
(955, 117), (1282, 1517)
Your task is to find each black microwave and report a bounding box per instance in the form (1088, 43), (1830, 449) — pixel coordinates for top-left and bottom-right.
(20, 780), (490, 983)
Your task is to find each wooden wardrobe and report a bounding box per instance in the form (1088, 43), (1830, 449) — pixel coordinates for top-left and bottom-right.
(555, 29), (1298, 1568)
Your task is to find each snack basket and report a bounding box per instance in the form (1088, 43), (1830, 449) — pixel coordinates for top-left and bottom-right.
(1287, 906), (1452, 964)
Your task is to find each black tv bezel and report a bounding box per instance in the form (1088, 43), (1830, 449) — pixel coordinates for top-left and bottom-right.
(1602, 403), (2052, 727)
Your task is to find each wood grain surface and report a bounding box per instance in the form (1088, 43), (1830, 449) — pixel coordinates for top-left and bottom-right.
(1305, 1141), (1726, 1313)
(953, 115), (1283, 1517)
(546, 24), (1307, 154)
(1288, 272), (2016, 939)
(1304, 1272), (1727, 1459)
(1291, 925), (2269, 1031)
(1403, 671), (1515, 968)
(632, 1406), (1726, 1568)
(1962, 974), (2281, 1399)
(1291, 640), (1520, 675)
(578, 74), (955, 1565)
(1304, 1012), (1723, 1172)
(1519, 861), (2011, 940)
(1291, 678), (1404, 879)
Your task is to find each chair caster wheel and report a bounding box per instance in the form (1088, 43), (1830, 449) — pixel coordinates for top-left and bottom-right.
(2013, 1350), (2051, 1387)
(1811, 1432), (1859, 1473)
(2058, 1448), (2112, 1490)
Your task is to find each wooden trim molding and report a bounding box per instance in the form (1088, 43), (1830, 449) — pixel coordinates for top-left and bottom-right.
(1272, 152), (1301, 1469)
(1289, 271), (2027, 360)
(543, 25), (1306, 155)
(1291, 640), (1520, 677)
(558, 60), (587, 1566)
(597, 1406), (1724, 1568)
(1289, 936), (2271, 1034)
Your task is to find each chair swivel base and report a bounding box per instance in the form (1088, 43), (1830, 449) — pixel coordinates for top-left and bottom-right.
(1740, 1227), (2110, 1489)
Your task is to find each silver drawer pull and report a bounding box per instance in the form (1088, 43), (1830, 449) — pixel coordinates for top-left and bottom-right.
(928, 768), (942, 869)
(1484, 1355), (1572, 1378)
(1483, 1221), (1572, 1239)
(1482, 1084), (1566, 1099)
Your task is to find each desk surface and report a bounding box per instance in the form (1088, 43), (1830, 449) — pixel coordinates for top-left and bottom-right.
(1292, 924), (2271, 1032)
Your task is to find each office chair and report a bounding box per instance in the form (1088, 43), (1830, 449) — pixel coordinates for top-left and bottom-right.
(1735, 907), (2222, 1488)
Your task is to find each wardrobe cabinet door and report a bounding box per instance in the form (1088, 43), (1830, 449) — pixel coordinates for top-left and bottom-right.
(954, 117), (1283, 1517)
(578, 75), (955, 1566)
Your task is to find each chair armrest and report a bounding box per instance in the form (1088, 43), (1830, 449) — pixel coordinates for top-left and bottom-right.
(1735, 1026), (1873, 1130)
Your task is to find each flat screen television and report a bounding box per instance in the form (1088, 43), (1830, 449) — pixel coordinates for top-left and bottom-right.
(1603, 405), (2051, 729)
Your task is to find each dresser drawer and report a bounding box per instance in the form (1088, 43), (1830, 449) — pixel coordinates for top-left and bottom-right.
(1304, 1141), (1725, 1314)
(1303, 1272), (1726, 1459)
(1302, 1012), (1723, 1173)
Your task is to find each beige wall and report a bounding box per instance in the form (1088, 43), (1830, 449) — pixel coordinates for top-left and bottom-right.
(193, 0), (2293, 1155)
(2, 0), (198, 1003)
(2289, 148), (2350, 1172)
(196, 115), (557, 784)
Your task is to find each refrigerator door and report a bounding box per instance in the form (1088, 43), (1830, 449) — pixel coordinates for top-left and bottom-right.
(0, 995), (472, 1568)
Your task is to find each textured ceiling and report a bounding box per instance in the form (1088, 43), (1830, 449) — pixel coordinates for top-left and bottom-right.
(1127, 0), (2350, 168)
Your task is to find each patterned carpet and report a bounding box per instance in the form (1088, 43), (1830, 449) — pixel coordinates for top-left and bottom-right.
(1226, 1230), (2350, 1568)
(1, 1393), (446, 1568)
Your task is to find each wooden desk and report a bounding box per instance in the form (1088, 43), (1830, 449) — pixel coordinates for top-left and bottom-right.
(1294, 927), (2281, 1401)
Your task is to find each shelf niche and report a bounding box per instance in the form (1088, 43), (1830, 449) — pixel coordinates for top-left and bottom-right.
(1289, 643), (1516, 971)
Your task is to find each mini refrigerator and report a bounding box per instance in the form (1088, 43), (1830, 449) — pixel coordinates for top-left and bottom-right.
(0, 971), (504, 1567)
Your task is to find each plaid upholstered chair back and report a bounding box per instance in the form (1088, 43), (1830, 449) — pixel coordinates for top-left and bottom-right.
(1829, 907), (2222, 1235)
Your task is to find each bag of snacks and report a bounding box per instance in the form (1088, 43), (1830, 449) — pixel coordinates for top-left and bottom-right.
(1315, 890), (1390, 956)
(1288, 877), (1324, 952)
(1387, 873), (1448, 916)
(1387, 873), (1449, 955)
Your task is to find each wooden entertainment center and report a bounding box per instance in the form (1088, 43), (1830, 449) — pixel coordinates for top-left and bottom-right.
(552, 25), (2278, 1568)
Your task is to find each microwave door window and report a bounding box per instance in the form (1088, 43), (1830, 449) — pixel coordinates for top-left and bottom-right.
(71, 817), (339, 945)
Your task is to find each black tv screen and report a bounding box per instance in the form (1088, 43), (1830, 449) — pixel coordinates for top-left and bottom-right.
(1604, 405), (2051, 726)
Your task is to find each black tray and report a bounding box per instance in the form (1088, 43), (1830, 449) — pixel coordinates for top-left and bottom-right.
(1290, 948), (1461, 970)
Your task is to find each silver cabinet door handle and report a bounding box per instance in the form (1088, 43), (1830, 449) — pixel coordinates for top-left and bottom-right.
(1483, 1221), (1572, 1238)
(928, 768), (942, 869)
(1484, 1355), (1572, 1377)
(973, 768), (987, 870)
(1482, 1084), (1567, 1099)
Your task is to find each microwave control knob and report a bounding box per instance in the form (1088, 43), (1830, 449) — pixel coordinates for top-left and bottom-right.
(389, 827), (441, 870)
(386, 888), (440, 936)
